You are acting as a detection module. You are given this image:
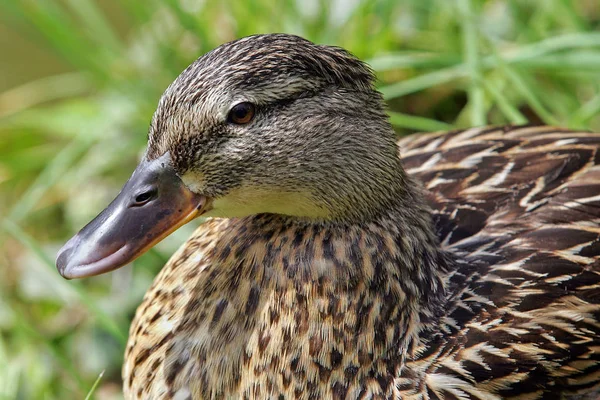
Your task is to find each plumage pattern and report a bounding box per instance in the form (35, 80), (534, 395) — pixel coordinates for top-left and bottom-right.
(398, 125), (600, 399)
(124, 125), (600, 399)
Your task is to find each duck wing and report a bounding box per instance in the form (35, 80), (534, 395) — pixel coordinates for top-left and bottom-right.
(398, 125), (600, 399)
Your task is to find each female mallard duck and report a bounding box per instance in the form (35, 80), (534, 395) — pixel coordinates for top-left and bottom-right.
(57, 34), (600, 399)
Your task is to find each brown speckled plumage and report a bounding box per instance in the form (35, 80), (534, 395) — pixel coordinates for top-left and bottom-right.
(120, 35), (600, 399)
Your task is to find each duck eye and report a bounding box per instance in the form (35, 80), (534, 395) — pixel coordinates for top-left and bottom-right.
(228, 102), (255, 125)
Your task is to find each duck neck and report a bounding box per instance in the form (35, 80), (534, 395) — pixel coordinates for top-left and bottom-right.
(284, 173), (451, 334)
(165, 177), (451, 398)
(303, 177), (451, 349)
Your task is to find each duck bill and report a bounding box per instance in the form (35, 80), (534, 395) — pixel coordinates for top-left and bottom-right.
(56, 153), (208, 279)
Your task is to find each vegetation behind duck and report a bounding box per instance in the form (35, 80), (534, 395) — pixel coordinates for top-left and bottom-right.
(57, 34), (600, 399)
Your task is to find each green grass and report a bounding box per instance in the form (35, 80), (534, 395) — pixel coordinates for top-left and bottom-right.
(0, 0), (599, 398)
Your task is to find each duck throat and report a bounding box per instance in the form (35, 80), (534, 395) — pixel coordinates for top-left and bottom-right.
(133, 192), (450, 399)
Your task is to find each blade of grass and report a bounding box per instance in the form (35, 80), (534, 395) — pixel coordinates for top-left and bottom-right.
(555, 0), (588, 31)
(479, 77), (528, 124)
(63, 0), (123, 53)
(457, 0), (485, 126)
(0, 72), (91, 119)
(379, 65), (465, 99)
(388, 111), (452, 132)
(506, 32), (600, 62)
(1, 219), (127, 346)
(163, 0), (210, 42)
(570, 93), (600, 127)
(10, 303), (87, 392)
(84, 370), (104, 400)
(11, 0), (107, 79)
(118, 0), (154, 24)
(482, 32), (561, 126)
(379, 32), (600, 99)
(366, 52), (460, 72)
(0, 336), (19, 400)
(496, 57), (560, 125)
(7, 137), (95, 223)
(516, 50), (600, 71)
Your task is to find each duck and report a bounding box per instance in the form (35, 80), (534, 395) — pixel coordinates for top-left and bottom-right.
(56, 33), (600, 399)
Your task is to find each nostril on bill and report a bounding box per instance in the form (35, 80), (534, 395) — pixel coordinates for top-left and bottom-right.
(132, 188), (157, 207)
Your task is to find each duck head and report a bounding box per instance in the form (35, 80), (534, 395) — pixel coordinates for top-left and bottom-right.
(56, 34), (406, 279)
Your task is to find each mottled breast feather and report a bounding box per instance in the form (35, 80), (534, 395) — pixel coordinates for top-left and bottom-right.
(398, 125), (600, 399)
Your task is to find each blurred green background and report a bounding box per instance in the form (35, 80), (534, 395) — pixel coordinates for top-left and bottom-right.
(1, 0), (599, 398)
